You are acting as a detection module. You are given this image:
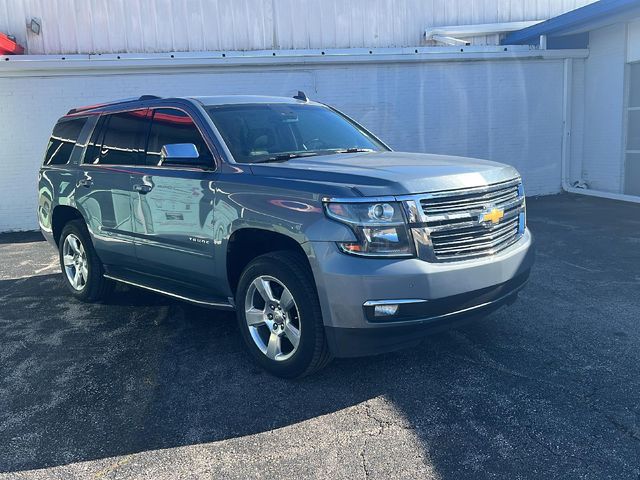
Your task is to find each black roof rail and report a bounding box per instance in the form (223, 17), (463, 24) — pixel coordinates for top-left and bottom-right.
(66, 95), (163, 115)
(138, 94), (162, 101)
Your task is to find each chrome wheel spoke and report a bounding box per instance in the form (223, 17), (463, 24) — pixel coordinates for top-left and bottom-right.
(265, 332), (282, 360)
(63, 254), (75, 266)
(81, 264), (89, 282)
(253, 278), (276, 303)
(279, 288), (294, 312)
(69, 236), (81, 254)
(73, 268), (81, 288)
(284, 323), (300, 349)
(246, 307), (266, 327)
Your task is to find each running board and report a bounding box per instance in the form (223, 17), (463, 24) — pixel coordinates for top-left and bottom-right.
(104, 274), (236, 310)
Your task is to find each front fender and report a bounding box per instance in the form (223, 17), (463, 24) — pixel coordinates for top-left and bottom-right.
(215, 179), (356, 245)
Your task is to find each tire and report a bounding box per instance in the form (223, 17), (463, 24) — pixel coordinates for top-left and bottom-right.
(58, 219), (114, 302)
(236, 250), (332, 378)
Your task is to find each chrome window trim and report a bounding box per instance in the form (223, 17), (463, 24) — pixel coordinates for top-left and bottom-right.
(79, 163), (215, 173)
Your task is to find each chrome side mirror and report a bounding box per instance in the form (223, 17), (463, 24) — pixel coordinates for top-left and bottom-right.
(160, 143), (203, 167)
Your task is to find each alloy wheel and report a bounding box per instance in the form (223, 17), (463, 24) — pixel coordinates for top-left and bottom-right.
(62, 233), (88, 291)
(244, 275), (301, 361)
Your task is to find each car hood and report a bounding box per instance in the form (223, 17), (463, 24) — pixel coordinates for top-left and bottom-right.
(248, 151), (520, 197)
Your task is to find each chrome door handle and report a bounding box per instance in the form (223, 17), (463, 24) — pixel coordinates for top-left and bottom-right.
(77, 178), (93, 188)
(133, 184), (152, 194)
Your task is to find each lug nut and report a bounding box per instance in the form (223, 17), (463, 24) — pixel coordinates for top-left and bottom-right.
(268, 314), (273, 320)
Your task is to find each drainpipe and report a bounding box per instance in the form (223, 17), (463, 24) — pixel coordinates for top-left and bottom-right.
(560, 58), (640, 203)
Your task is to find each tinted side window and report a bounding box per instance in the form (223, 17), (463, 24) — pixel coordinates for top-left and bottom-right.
(44, 117), (88, 165)
(93, 110), (150, 166)
(145, 109), (213, 166)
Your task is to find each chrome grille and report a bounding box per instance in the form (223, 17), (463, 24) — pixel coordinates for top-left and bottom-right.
(419, 178), (525, 261)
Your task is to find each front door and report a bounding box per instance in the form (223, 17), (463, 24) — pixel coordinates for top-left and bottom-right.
(129, 108), (220, 298)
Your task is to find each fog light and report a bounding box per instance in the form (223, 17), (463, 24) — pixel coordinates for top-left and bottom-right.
(374, 304), (399, 317)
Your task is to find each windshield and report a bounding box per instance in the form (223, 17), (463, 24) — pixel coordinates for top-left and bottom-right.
(205, 103), (387, 163)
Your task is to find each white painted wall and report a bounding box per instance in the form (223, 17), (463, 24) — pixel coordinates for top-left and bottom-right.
(578, 23), (627, 193)
(0, 54), (571, 231)
(0, 0), (594, 55)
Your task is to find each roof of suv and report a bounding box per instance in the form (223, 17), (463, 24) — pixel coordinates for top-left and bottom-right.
(65, 94), (323, 116)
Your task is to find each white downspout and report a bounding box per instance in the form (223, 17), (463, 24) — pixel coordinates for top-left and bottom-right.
(560, 58), (640, 203)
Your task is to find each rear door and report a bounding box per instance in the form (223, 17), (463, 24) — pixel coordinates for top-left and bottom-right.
(74, 109), (151, 267)
(129, 107), (220, 297)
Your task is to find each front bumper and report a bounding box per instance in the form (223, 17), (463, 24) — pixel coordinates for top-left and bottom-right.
(305, 228), (534, 357)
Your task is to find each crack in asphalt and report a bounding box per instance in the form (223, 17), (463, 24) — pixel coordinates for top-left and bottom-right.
(359, 402), (382, 479)
(358, 401), (400, 479)
(606, 415), (640, 444)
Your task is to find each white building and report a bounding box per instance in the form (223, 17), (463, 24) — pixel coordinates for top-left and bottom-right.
(0, 0), (638, 232)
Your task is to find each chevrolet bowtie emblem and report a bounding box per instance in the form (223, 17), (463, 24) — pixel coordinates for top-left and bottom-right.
(481, 207), (504, 224)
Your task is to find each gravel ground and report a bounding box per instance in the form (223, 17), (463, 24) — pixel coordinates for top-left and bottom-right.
(0, 194), (639, 479)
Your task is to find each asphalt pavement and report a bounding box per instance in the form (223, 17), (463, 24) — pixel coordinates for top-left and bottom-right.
(0, 194), (639, 479)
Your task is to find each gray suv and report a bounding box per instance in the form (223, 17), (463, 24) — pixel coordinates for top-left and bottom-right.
(38, 93), (534, 377)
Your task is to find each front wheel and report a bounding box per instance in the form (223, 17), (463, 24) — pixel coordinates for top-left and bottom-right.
(236, 251), (332, 378)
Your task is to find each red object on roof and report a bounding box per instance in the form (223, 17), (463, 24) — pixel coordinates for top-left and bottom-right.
(0, 32), (25, 55)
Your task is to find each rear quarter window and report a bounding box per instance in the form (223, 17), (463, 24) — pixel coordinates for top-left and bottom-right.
(44, 116), (88, 166)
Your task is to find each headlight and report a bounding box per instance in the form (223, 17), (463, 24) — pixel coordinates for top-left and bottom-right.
(324, 201), (414, 257)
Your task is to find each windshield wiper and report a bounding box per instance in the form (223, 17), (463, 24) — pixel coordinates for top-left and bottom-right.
(333, 147), (376, 154)
(251, 148), (374, 163)
(252, 152), (319, 164)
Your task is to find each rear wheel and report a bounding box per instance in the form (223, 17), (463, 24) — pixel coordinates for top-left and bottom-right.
(236, 251), (332, 378)
(59, 219), (113, 302)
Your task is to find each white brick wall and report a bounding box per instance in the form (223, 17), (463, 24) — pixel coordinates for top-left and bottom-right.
(0, 56), (567, 232)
